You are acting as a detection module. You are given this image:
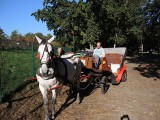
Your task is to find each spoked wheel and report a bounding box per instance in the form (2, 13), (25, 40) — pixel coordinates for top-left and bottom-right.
(121, 70), (127, 82)
(100, 76), (109, 94)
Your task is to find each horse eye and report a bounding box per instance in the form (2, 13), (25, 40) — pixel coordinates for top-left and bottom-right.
(50, 51), (54, 55)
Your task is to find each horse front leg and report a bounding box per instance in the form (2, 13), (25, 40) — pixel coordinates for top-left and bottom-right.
(51, 89), (57, 119)
(76, 80), (80, 103)
(39, 85), (50, 120)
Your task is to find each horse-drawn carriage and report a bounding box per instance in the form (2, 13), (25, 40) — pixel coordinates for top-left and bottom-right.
(77, 47), (127, 94)
(32, 35), (127, 119)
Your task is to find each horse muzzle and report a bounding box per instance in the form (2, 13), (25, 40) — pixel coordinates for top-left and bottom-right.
(41, 64), (48, 74)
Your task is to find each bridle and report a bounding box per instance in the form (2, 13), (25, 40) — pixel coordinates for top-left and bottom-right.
(38, 43), (55, 67)
(36, 43), (57, 78)
(36, 42), (57, 80)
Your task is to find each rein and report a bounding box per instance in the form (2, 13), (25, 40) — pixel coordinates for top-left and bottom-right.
(40, 43), (51, 64)
(37, 44), (81, 91)
(36, 68), (55, 80)
(39, 43), (56, 64)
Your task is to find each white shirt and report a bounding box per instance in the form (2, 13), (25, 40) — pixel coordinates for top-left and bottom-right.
(93, 47), (105, 58)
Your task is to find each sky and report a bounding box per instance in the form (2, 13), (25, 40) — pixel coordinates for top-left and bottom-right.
(0, 0), (53, 36)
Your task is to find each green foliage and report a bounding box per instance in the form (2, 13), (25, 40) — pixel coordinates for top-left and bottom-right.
(32, 0), (92, 48)
(32, 0), (145, 53)
(0, 42), (70, 101)
(10, 30), (24, 42)
(24, 32), (35, 42)
(0, 28), (9, 50)
(143, 0), (160, 52)
(0, 28), (8, 40)
(35, 32), (44, 39)
(44, 33), (53, 39)
(0, 29), (57, 50)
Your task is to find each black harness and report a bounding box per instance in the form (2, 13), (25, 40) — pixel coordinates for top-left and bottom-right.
(38, 42), (68, 80)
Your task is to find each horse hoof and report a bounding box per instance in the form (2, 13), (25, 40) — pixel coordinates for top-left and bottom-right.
(52, 116), (55, 120)
(76, 99), (81, 104)
(45, 118), (50, 120)
(51, 114), (55, 120)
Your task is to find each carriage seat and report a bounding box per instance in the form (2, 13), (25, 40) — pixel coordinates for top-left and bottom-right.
(60, 53), (75, 59)
(105, 53), (123, 73)
(105, 53), (123, 65)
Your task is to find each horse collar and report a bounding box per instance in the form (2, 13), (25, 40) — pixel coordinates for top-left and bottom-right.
(36, 68), (55, 80)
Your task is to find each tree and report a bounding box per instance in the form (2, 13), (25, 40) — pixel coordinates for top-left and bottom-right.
(0, 28), (8, 40)
(32, 0), (147, 54)
(44, 33), (52, 40)
(0, 28), (9, 49)
(10, 30), (24, 42)
(9, 30), (29, 49)
(35, 32), (44, 39)
(24, 32), (36, 48)
(24, 32), (35, 42)
(143, 0), (160, 53)
(32, 0), (89, 49)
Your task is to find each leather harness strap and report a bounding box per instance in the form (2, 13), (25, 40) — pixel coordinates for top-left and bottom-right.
(56, 58), (68, 80)
(36, 68), (55, 80)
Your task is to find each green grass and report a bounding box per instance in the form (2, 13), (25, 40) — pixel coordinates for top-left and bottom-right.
(0, 46), (72, 101)
(0, 50), (39, 95)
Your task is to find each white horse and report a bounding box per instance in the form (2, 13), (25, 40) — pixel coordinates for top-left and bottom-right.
(35, 35), (81, 120)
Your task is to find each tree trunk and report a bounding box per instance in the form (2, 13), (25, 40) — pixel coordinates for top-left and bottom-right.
(114, 43), (116, 48)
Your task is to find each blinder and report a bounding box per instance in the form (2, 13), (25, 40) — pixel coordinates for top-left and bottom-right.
(36, 43), (56, 67)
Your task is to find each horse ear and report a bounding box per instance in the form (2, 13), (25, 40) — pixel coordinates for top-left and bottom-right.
(35, 35), (42, 44)
(48, 35), (56, 43)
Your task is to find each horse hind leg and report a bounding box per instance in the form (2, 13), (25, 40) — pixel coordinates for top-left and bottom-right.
(74, 58), (81, 103)
(76, 80), (80, 103)
(39, 85), (50, 120)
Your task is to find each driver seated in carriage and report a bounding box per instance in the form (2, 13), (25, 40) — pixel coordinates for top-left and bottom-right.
(93, 42), (105, 69)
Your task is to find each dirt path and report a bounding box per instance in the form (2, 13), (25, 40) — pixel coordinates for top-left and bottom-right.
(0, 56), (160, 120)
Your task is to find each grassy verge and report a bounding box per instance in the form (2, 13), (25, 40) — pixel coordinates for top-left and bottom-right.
(0, 50), (39, 99)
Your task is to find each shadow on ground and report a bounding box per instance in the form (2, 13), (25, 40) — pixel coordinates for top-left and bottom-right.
(126, 54), (160, 80)
(54, 82), (98, 119)
(120, 114), (130, 120)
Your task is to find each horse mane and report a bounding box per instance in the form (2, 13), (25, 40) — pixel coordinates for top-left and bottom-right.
(40, 39), (47, 45)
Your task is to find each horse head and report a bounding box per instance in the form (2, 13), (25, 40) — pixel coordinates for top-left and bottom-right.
(35, 35), (56, 74)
